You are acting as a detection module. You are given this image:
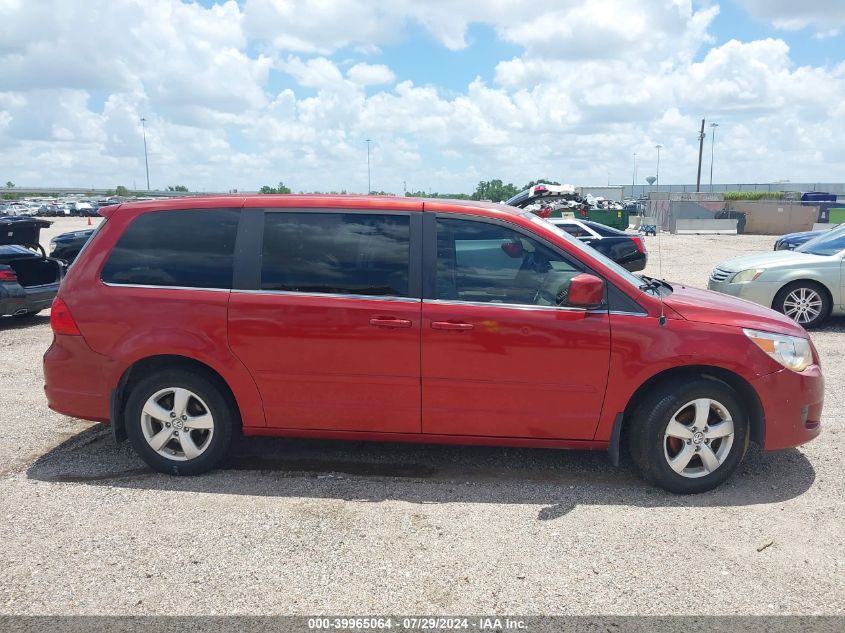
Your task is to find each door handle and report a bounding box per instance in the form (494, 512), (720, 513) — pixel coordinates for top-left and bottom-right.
(369, 317), (412, 328)
(431, 320), (474, 331)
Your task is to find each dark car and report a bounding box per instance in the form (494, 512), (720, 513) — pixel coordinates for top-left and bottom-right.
(49, 228), (95, 263)
(774, 226), (839, 251)
(0, 244), (63, 318)
(549, 218), (647, 272)
(0, 217), (64, 318)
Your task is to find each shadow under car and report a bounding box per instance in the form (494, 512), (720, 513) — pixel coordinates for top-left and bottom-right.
(25, 424), (817, 520)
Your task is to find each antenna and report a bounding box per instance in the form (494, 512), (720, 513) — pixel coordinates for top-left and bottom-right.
(654, 145), (666, 326)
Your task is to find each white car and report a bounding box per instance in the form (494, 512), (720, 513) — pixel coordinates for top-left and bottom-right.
(708, 224), (845, 328)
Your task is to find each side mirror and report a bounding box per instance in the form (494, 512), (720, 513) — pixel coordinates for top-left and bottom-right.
(568, 273), (605, 309)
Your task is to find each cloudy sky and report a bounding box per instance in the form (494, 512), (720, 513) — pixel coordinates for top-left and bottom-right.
(1, 0), (844, 194)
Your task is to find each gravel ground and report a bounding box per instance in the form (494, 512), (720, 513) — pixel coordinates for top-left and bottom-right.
(0, 220), (843, 616)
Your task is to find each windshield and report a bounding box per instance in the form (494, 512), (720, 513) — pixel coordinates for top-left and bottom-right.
(526, 213), (648, 291)
(796, 224), (845, 256)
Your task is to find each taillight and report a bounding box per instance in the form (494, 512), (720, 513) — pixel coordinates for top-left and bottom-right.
(631, 236), (646, 253)
(50, 297), (81, 335)
(0, 268), (17, 282)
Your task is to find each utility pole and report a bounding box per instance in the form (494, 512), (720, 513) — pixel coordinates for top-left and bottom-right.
(403, 180), (407, 196)
(632, 152), (637, 190)
(655, 144), (663, 191)
(365, 139), (372, 194)
(695, 118), (706, 192)
(140, 117), (150, 191)
(709, 123), (719, 192)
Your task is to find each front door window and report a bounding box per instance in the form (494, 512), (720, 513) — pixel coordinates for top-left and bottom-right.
(436, 217), (583, 307)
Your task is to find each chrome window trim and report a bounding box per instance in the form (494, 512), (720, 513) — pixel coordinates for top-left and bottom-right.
(423, 298), (601, 313)
(608, 309), (648, 317)
(231, 288), (420, 303)
(102, 281), (231, 292)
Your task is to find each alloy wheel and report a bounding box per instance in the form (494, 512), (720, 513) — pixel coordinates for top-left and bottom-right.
(663, 398), (735, 479)
(140, 387), (215, 461)
(782, 287), (823, 325)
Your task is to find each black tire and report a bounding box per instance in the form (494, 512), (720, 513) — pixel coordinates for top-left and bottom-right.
(773, 281), (830, 329)
(628, 378), (749, 494)
(125, 369), (235, 475)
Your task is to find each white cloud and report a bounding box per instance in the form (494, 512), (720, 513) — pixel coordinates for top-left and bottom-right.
(347, 63), (396, 86)
(1, 0), (845, 193)
(735, 0), (845, 32)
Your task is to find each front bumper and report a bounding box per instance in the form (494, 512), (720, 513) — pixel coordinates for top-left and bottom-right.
(751, 365), (823, 451)
(707, 278), (780, 310)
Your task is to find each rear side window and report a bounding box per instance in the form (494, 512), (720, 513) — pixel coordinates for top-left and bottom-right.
(553, 223), (590, 238)
(261, 212), (410, 297)
(585, 222), (626, 237)
(101, 209), (240, 289)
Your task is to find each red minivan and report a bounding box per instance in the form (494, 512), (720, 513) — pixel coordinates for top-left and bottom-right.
(43, 196), (823, 493)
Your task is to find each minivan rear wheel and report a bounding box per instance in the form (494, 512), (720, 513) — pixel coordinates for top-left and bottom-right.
(628, 378), (749, 494)
(125, 369), (234, 475)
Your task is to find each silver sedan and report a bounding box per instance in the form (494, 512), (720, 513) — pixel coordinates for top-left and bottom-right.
(708, 224), (845, 328)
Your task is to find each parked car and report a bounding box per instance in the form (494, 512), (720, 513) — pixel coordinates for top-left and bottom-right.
(708, 224), (845, 328)
(0, 217), (63, 318)
(44, 196), (823, 493)
(774, 225), (839, 251)
(49, 228), (95, 263)
(70, 202), (96, 216)
(548, 218), (647, 272)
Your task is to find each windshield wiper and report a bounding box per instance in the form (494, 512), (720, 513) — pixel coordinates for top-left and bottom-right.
(639, 275), (671, 294)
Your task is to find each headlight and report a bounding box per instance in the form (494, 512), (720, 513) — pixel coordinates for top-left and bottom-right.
(49, 239), (57, 249)
(732, 269), (764, 283)
(744, 328), (813, 372)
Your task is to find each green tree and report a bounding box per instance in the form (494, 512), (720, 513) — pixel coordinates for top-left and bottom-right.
(5, 181), (14, 189)
(471, 179), (519, 202)
(167, 185), (189, 192)
(522, 179), (560, 190)
(405, 190), (471, 199)
(259, 181), (291, 194)
(115, 185), (129, 196)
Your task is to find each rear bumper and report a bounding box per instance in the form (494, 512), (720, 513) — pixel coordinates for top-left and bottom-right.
(43, 334), (112, 422)
(752, 365), (823, 451)
(0, 281), (59, 316)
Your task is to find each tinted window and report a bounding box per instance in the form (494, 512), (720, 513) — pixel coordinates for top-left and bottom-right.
(584, 221), (626, 237)
(436, 218), (582, 307)
(101, 209), (239, 288)
(552, 222), (590, 238)
(261, 212), (410, 297)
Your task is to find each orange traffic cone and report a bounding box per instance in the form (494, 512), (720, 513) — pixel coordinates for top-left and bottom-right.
(87, 216), (92, 226)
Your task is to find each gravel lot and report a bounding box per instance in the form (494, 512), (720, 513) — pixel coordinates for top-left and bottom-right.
(0, 219), (843, 616)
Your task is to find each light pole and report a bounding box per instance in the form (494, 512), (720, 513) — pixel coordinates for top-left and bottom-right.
(632, 152), (638, 191)
(709, 123), (719, 192)
(365, 139), (372, 194)
(140, 117), (150, 191)
(655, 144), (663, 191)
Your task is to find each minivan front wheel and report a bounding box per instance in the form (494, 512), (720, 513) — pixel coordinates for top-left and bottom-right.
(628, 378), (749, 494)
(125, 369), (234, 475)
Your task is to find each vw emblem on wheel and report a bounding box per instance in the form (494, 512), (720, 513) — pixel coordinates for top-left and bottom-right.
(172, 418), (183, 430)
(692, 431), (705, 444)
